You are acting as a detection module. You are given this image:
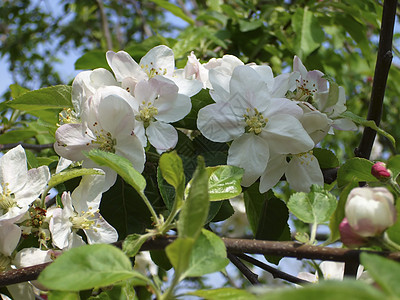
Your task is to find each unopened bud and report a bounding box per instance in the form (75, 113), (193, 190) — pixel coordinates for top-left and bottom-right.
(345, 187), (397, 237)
(339, 218), (367, 247)
(371, 162), (392, 181)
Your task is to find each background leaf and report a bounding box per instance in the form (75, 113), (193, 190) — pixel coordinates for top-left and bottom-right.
(38, 244), (137, 291)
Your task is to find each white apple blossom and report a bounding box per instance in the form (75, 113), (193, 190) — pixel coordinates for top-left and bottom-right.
(291, 56), (357, 133)
(298, 261), (364, 283)
(0, 145), (50, 223)
(49, 174), (118, 250)
(345, 187), (397, 237)
(54, 86), (145, 190)
(259, 151), (323, 193)
(132, 76), (192, 150)
(197, 65), (314, 186)
(106, 45), (202, 97)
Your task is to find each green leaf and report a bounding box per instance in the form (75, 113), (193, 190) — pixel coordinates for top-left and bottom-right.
(99, 176), (152, 241)
(313, 148), (339, 169)
(337, 157), (377, 188)
(244, 186), (290, 264)
(7, 85), (72, 111)
(75, 50), (110, 70)
(0, 129), (37, 143)
(48, 168), (105, 189)
(190, 288), (257, 300)
(292, 7), (324, 58)
(157, 167), (176, 211)
(159, 151), (185, 208)
(85, 149), (146, 194)
(150, 250), (172, 271)
(341, 111), (395, 147)
(149, 0), (194, 25)
(123, 233), (151, 258)
(257, 280), (384, 300)
(329, 181), (358, 242)
(9, 83), (29, 99)
(178, 156), (209, 240)
(183, 229), (229, 277)
(207, 165), (243, 201)
(238, 19), (263, 32)
(165, 237), (195, 276)
(360, 253), (400, 298)
(48, 291), (80, 300)
(244, 182), (267, 234)
(387, 155), (400, 181)
(38, 244), (137, 291)
(287, 185), (337, 224)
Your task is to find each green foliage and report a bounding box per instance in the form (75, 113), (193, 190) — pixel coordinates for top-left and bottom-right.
(38, 244), (146, 291)
(178, 156), (209, 240)
(288, 185), (337, 224)
(86, 150), (146, 194)
(360, 253), (400, 298)
(337, 158), (378, 188)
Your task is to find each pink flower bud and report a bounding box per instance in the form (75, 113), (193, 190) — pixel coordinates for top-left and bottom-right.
(345, 187), (397, 237)
(371, 162), (392, 180)
(339, 218), (367, 247)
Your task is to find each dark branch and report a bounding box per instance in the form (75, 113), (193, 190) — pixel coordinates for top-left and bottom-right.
(3, 237), (400, 287)
(96, 0), (113, 50)
(0, 143), (54, 151)
(227, 253), (259, 285)
(236, 253), (310, 285)
(355, 0), (397, 159)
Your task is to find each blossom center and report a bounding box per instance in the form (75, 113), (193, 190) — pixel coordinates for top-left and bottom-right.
(294, 151), (314, 165)
(140, 62), (167, 79)
(87, 122), (116, 153)
(243, 108), (267, 134)
(70, 209), (99, 231)
(58, 108), (79, 125)
(290, 79), (317, 103)
(0, 183), (17, 212)
(136, 103), (159, 128)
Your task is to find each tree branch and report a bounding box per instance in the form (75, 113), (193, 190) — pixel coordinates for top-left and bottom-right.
(227, 253), (259, 285)
(236, 253), (310, 285)
(355, 0), (397, 159)
(3, 237), (400, 287)
(96, 0), (113, 50)
(0, 143), (54, 151)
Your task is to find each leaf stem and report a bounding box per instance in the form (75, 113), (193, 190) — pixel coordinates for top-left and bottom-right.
(308, 222), (318, 245)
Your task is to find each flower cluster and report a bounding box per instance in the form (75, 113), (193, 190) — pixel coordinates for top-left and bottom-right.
(191, 53), (355, 192)
(0, 146), (117, 299)
(54, 45), (355, 193)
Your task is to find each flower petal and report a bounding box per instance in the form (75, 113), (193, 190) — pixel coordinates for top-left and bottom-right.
(84, 212), (118, 244)
(197, 102), (244, 142)
(227, 133), (270, 186)
(0, 145), (28, 194)
(155, 93), (192, 123)
(263, 115), (314, 154)
(139, 45), (175, 77)
(146, 121), (178, 150)
(54, 123), (94, 161)
(0, 223), (21, 256)
(14, 165), (50, 207)
(259, 154), (288, 193)
(106, 50), (145, 82)
(115, 134), (146, 173)
(71, 174), (105, 212)
(286, 154), (323, 192)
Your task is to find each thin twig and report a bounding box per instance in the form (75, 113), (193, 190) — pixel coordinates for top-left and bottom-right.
(0, 143), (54, 151)
(355, 0), (397, 159)
(227, 253), (259, 285)
(96, 0), (113, 50)
(236, 253), (310, 285)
